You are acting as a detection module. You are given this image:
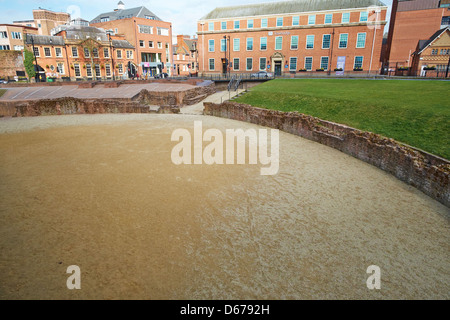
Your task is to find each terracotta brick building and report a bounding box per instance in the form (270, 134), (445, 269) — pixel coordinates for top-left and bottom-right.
(25, 23), (135, 82)
(197, 0), (388, 76)
(384, 0), (450, 72)
(173, 35), (198, 76)
(410, 27), (450, 76)
(90, 1), (173, 77)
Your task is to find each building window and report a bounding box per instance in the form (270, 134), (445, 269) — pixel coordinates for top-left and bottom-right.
(209, 58), (215, 71)
(260, 57), (267, 70)
(260, 37), (267, 50)
(248, 19), (254, 28)
(305, 57), (313, 71)
(289, 57), (297, 71)
(339, 34), (348, 49)
(234, 20), (240, 29)
(100, 17), (110, 22)
(157, 42), (162, 49)
(138, 25), (153, 34)
(431, 49), (438, 55)
(72, 47), (78, 58)
(356, 33), (366, 48)
(308, 15), (316, 25)
(14, 45), (24, 51)
(208, 39), (215, 52)
(209, 22), (214, 31)
(442, 16), (450, 26)
(322, 34), (331, 49)
(321, 56), (329, 70)
(360, 11), (368, 22)
(306, 35), (314, 49)
(44, 47), (51, 57)
(140, 40), (145, 48)
(292, 16), (300, 26)
(94, 64), (101, 78)
(74, 63), (81, 77)
(33, 47), (40, 57)
(157, 27), (169, 36)
(118, 64), (123, 74)
(246, 38), (253, 51)
(233, 38), (240, 51)
(233, 58), (239, 71)
(93, 48), (99, 58)
(342, 12), (350, 23)
(277, 17), (283, 27)
(221, 38), (226, 52)
(325, 14), (333, 24)
(105, 64), (111, 77)
(104, 48), (109, 58)
(55, 47), (62, 57)
(57, 62), (65, 75)
(11, 32), (21, 40)
(0, 31), (8, 38)
(354, 56), (363, 69)
(86, 64), (92, 77)
(117, 50), (122, 58)
(291, 36), (299, 50)
(126, 50), (133, 59)
(275, 36), (282, 50)
(261, 18), (268, 28)
(221, 21), (227, 30)
(84, 48), (90, 58)
(246, 58), (253, 71)
(115, 28), (118, 34)
(0, 45), (10, 50)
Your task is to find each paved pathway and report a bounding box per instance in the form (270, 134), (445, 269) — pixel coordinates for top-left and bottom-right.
(181, 90), (241, 115)
(0, 83), (195, 102)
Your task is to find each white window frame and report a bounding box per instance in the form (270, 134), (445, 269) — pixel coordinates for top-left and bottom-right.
(261, 18), (268, 28)
(233, 58), (240, 71)
(260, 37), (267, 51)
(356, 32), (366, 48)
(246, 38), (253, 51)
(259, 57), (267, 71)
(246, 57), (253, 71)
(342, 12), (350, 24)
(289, 57), (297, 71)
(275, 36), (283, 50)
(308, 15), (316, 25)
(233, 38), (240, 52)
(55, 47), (62, 57)
(325, 14), (333, 24)
(209, 58), (215, 71)
(306, 35), (314, 49)
(339, 33), (348, 49)
(305, 57), (313, 71)
(320, 56), (329, 71)
(291, 36), (299, 50)
(354, 56), (364, 69)
(248, 19), (254, 29)
(44, 47), (51, 57)
(276, 17), (283, 27)
(322, 34), (331, 49)
(292, 16), (300, 26)
(74, 63), (81, 77)
(208, 39), (215, 52)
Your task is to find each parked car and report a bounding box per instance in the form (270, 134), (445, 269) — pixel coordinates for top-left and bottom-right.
(251, 71), (273, 79)
(154, 73), (169, 79)
(0, 79), (8, 84)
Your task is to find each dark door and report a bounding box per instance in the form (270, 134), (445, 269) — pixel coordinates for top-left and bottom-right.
(275, 61), (282, 76)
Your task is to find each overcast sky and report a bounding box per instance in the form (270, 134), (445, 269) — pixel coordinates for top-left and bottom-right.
(0, 0), (394, 37)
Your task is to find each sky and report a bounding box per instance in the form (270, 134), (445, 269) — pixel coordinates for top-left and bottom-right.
(0, 0), (394, 37)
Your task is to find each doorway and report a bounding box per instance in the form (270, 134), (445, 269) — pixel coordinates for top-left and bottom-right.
(275, 61), (282, 76)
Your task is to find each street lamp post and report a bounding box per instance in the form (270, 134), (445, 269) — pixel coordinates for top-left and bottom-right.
(446, 54), (450, 78)
(108, 33), (116, 81)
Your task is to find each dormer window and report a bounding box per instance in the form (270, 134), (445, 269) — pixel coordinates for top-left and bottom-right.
(101, 17), (110, 22)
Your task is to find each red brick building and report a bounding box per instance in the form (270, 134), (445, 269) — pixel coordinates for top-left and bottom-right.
(197, 0), (388, 76)
(173, 35), (198, 76)
(90, 1), (173, 77)
(384, 0), (450, 72)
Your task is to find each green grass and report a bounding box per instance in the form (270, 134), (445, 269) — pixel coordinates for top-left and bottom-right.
(0, 89), (5, 99)
(235, 79), (450, 159)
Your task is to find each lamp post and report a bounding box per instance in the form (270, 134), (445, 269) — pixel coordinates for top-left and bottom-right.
(30, 35), (39, 82)
(108, 33), (115, 81)
(446, 54), (450, 78)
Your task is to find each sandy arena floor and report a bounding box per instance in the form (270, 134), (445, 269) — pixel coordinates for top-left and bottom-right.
(0, 114), (448, 300)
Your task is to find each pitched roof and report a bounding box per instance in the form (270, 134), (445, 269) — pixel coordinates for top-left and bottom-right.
(184, 39), (197, 51)
(112, 39), (134, 49)
(414, 27), (450, 55)
(90, 6), (161, 24)
(25, 34), (65, 46)
(201, 0), (387, 20)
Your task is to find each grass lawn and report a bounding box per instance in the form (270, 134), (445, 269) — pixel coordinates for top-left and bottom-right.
(235, 79), (450, 160)
(0, 89), (5, 99)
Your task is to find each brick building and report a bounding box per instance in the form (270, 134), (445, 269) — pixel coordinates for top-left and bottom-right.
(410, 27), (450, 76)
(13, 8), (70, 36)
(25, 22), (135, 82)
(90, 1), (173, 77)
(173, 35), (198, 76)
(0, 24), (38, 51)
(0, 51), (27, 79)
(384, 0), (450, 72)
(197, 0), (388, 76)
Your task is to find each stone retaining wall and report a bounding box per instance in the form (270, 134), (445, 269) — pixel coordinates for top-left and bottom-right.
(203, 102), (450, 208)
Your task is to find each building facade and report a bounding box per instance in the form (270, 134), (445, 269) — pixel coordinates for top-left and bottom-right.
(384, 0), (450, 71)
(197, 0), (388, 76)
(13, 8), (70, 36)
(410, 27), (450, 76)
(173, 35), (198, 76)
(90, 2), (173, 77)
(0, 24), (38, 51)
(25, 23), (135, 82)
